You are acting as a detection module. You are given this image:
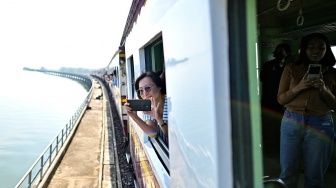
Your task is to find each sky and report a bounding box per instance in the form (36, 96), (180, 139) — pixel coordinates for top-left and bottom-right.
(1, 1), (336, 72)
(0, 0), (132, 71)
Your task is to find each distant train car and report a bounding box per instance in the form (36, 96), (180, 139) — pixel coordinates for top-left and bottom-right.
(108, 49), (129, 140)
(106, 0), (336, 187)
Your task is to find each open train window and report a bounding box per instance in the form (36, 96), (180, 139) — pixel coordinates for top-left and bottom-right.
(128, 55), (136, 99)
(144, 36), (166, 96)
(332, 46), (336, 69)
(144, 36), (165, 73)
(143, 35), (169, 172)
(115, 68), (119, 87)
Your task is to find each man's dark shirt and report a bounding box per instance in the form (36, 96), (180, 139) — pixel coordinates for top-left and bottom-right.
(260, 59), (285, 113)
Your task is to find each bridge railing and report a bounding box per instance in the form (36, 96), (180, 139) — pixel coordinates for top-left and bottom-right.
(15, 86), (94, 188)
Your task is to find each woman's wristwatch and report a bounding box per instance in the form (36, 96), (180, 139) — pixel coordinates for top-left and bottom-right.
(157, 120), (167, 127)
(159, 122), (167, 127)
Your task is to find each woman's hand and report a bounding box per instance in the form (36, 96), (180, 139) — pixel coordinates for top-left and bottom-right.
(313, 72), (328, 93)
(314, 79), (327, 92)
(296, 72), (327, 93)
(124, 103), (138, 118)
(144, 97), (162, 120)
(292, 72), (314, 94)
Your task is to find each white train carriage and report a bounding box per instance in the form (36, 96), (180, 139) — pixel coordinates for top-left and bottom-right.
(108, 48), (130, 140)
(107, 0), (336, 187)
(116, 0), (261, 187)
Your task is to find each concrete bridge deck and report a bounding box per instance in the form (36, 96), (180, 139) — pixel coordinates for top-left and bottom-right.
(45, 81), (119, 188)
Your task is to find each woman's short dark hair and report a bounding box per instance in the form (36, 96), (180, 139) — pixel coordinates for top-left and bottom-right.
(295, 33), (336, 67)
(134, 71), (165, 99)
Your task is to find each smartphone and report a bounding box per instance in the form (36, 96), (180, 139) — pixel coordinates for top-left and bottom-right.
(127, 99), (151, 111)
(307, 64), (322, 79)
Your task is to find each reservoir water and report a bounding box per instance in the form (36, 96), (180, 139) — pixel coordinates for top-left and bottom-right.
(0, 69), (89, 188)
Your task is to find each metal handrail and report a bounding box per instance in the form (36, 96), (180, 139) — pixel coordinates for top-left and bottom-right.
(15, 87), (93, 188)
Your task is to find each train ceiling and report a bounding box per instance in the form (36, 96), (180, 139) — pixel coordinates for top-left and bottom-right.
(257, 0), (336, 40)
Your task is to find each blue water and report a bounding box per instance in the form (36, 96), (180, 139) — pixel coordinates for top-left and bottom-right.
(0, 69), (89, 188)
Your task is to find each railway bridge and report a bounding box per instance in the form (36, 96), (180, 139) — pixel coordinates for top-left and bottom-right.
(15, 70), (134, 188)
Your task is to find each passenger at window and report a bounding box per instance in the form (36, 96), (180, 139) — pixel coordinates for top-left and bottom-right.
(124, 72), (168, 137)
(108, 73), (113, 87)
(104, 73), (110, 82)
(277, 33), (336, 188)
(105, 74), (112, 85)
(110, 73), (117, 86)
(260, 43), (292, 155)
(112, 70), (118, 86)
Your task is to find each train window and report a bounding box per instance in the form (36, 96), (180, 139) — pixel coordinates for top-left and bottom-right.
(332, 46), (336, 68)
(256, 43), (261, 96)
(115, 68), (119, 87)
(144, 36), (166, 96)
(128, 55), (136, 99)
(143, 36), (169, 172)
(144, 36), (165, 73)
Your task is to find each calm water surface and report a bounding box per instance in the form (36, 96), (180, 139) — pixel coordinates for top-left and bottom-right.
(0, 69), (88, 188)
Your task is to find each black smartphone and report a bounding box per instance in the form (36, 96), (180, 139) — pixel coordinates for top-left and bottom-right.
(308, 64), (322, 79)
(127, 99), (151, 111)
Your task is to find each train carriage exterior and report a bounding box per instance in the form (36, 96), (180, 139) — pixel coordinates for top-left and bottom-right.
(108, 49), (129, 141)
(105, 0), (336, 187)
(108, 0), (261, 187)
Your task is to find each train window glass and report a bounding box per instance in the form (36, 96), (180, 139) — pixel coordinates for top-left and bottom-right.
(144, 37), (166, 96)
(116, 68), (119, 87)
(128, 55), (136, 99)
(144, 36), (164, 73)
(151, 41), (164, 72)
(332, 46), (336, 68)
(255, 43), (260, 96)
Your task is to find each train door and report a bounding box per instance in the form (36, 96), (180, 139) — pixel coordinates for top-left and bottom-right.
(226, 0), (263, 187)
(118, 50), (129, 141)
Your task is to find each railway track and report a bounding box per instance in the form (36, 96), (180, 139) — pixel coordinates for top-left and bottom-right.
(98, 78), (135, 188)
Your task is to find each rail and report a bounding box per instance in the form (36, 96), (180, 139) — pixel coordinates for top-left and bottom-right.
(15, 86), (94, 188)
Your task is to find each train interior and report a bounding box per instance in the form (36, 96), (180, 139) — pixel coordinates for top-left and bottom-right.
(257, 0), (336, 186)
(258, 0), (336, 60)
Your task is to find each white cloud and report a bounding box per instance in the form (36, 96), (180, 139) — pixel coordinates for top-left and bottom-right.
(0, 0), (132, 70)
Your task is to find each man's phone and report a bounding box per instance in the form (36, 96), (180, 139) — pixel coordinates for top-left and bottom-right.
(127, 99), (151, 111)
(307, 64), (322, 79)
